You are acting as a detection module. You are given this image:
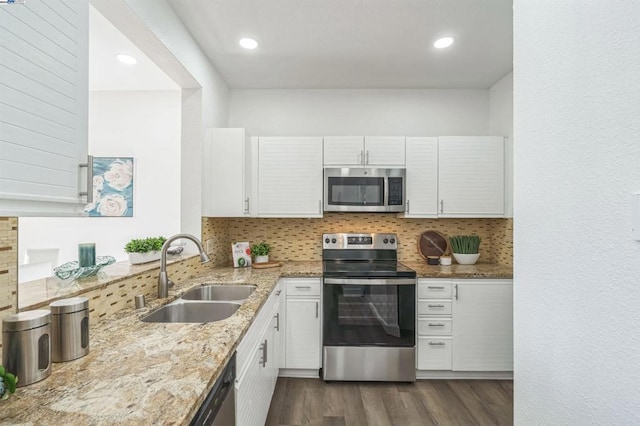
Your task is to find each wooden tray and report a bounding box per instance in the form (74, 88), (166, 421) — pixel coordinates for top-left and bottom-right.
(251, 261), (283, 269)
(418, 231), (450, 259)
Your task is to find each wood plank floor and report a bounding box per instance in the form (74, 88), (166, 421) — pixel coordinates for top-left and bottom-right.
(266, 378), (513, 426)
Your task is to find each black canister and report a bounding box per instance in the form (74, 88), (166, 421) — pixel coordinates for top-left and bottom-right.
(2, 310), (51, 387)
(50, 297), (89, 362)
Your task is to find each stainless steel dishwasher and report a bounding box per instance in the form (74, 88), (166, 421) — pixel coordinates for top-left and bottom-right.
(190, 353), (236, 426)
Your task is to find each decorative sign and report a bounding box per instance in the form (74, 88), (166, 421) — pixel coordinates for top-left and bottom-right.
(85, 157), (134, 217)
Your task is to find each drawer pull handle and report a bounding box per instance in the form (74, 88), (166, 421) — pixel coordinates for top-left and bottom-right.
(295, 286), (312, 289)
(428, 304), (445, 308)
(428, 323), (445, 327)
(427, 286), (445, 289)
(428, 342), (446, 346)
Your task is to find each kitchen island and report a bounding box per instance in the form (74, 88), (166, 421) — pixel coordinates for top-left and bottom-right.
(1, 261), (511, 425)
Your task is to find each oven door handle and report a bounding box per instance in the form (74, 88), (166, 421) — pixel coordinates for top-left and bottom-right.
(324, 278), (416, 286)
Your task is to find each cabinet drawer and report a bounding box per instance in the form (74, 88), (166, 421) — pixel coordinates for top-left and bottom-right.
(418, 280), (452, 299)
(417, 337), (452, 370)
(418, 318), (452, 336)
(285, 279), (321, 297)
(418, 300), (452, 315)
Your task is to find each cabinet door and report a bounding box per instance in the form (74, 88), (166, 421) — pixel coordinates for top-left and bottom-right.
(203, 128), (250, 217)
(257, 137), (323, 217)
(452, 280), (513, 371)
(0, 1), (89, 216)
(438, 136), (505, 217)
(323, 136), (364, 166)
(285, 298), (320, 369)
(364, 137), (405, 166)
(235, 337), (265, 426)
(402, 137), (438, 217)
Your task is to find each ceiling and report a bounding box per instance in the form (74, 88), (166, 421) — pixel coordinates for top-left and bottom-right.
(166, 0), (513, 90)
(89, 5), (179, 91)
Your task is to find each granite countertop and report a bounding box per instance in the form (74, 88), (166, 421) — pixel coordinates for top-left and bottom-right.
(404, 261), (513, 279)
(1, 260), (510, 425)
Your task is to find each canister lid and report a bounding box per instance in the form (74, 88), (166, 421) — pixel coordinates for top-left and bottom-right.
(50, 296), (89, 314)
(2, 310), (51, 332)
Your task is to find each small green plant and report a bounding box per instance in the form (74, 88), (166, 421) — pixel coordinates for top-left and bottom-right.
(0, 365), (17, 400)
(449, 235), (481, 254)
(124, 236), (167, 253)
(250, 241), (271, 257)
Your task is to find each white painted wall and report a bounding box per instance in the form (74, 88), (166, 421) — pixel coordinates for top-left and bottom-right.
(514, 2), (640, 424)
(490, 72), (513, 217)
(19, 91), (182, 270)
(122, 0), (231, 238)
(229, 89), (489, 136)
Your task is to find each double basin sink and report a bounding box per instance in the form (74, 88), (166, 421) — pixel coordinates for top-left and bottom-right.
(142, 284), (256, 323)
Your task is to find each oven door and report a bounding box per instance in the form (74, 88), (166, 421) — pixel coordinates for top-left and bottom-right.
(323, 278), (415, 347)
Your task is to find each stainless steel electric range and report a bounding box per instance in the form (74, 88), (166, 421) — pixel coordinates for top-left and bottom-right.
(322, 233), (416, 382)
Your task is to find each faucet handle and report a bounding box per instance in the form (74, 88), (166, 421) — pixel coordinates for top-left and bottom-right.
(168, 279), (175, 288)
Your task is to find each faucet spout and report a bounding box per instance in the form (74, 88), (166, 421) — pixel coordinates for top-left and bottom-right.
(158, 233), (211, 298)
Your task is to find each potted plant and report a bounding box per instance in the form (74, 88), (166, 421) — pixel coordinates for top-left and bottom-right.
(250, 241), (271, 264)
(124, 236), (167, 265)
(449, 235), (481, 265)
(0, 365), (17, 400)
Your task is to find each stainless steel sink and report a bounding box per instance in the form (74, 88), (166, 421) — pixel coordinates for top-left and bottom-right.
(181, 284), (256, 302)
(142, 301), (241, 323)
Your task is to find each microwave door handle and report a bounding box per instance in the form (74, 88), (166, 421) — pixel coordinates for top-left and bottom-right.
(383, 176), (389, 211)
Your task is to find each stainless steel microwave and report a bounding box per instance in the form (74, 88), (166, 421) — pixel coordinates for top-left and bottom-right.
(324, 168), (406, 212)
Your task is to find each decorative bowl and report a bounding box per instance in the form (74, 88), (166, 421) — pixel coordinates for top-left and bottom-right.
(452, 253), (480, 265)
(54, 256), (116, 280)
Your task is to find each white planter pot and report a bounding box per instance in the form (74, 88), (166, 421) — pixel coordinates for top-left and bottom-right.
(452, 253), (480, 265)
(254, 255), (269, 264)
(128, 251), (161, 265)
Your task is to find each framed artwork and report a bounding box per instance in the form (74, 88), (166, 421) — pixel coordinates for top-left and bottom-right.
(85, 157), (134, 217)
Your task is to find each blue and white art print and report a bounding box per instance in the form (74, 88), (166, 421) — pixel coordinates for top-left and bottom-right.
(85, 157), (134, 217)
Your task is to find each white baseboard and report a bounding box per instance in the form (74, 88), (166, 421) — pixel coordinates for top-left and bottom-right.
(278, 368), (320, 378)
(416, 370), (513, 380)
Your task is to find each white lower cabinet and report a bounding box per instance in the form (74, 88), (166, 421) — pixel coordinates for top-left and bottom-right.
(235, 283), (282, 426)
(416, 279), (453, 371)
(452, 279), (513, 372)
(417, 337), (453, 370)
(416, 278), (513, 375)
(280, 278), (321, 374)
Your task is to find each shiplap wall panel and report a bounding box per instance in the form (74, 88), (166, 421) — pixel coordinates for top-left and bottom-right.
(0, 0), (88, 209)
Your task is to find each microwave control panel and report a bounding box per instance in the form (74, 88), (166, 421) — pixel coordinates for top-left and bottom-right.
(388, 177), (404, 205)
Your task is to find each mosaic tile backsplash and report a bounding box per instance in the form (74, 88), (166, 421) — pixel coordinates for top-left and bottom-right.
(0, 217), (18, 348)
(204, 214), (513, 266)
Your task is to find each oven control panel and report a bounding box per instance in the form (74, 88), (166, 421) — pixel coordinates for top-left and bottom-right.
(323, 233), (398, 250)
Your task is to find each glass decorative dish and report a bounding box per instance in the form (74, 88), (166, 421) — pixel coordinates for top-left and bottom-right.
(54, 256), (116, 281)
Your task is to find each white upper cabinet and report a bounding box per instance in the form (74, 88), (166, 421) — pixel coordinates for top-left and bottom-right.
(438, 136), (505, 217)
(255, 137), (323, 217)
(364, 136), (405, 166)
(401, 137), (438, 218)
(323, 136), (364, 166)
(323, 136), (405, 167)
(0, 0), (90, 216)
(203, 128), (252, 217)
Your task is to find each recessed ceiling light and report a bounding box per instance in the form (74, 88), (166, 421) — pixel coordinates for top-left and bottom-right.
(434, 37), (454, 49)
(239, 38), (259, 50)
(116, 54), (137, 65)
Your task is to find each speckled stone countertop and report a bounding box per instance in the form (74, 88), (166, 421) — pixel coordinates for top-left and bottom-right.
(1, 260), (509, 425)
(404, 261), (513, 279)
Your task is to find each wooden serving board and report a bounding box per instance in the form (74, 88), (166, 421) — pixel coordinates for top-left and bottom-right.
(251, 261), (283, 269)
